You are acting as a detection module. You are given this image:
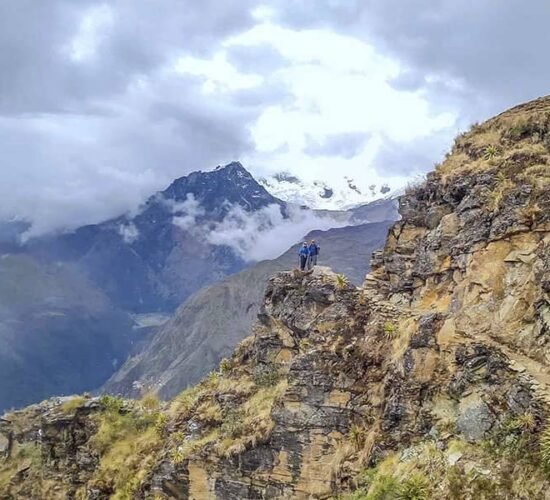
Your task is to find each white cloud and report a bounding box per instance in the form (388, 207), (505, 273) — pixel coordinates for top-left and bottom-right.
(170, 194), (205, 230)
(222, 21), (458, 187)
(204, 203), (346, 261)
(118, 222), (139, 243)
(67, 4), (114, 62)
(2, 1), (548, 237)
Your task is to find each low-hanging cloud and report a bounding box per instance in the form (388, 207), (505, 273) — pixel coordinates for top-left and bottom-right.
(171, 194), (205, 231)
(118, 222), (139, 244)
(202, 203), (347, 261)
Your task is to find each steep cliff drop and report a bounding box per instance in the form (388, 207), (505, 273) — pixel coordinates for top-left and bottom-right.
(1, 97), (550, 499)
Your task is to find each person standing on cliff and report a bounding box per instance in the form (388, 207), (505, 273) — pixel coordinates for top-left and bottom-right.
(299, 242), (309, 271)
(307, 239), (320, 269)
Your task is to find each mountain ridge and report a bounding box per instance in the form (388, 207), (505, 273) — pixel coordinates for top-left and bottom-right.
(1, 95), (549, 498)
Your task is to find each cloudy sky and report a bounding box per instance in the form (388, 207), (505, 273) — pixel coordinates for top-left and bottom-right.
(1, 0), (549, 236)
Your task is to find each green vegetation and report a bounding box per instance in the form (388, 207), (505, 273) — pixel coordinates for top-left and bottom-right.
(396, 475), (430, 500)
(483, 144), (499, 160)
(141, 392), (160, 412)
(383, 321), (398, 339)
(336, 274), (350, 289)
(0, 443), (42, 492)
(89, 395), (164, 498)
(253, 364), (281, 387)
(219, 357), (233, 374)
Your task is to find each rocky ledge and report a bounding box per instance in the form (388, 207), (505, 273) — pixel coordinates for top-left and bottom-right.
(1, 96), (550, 499)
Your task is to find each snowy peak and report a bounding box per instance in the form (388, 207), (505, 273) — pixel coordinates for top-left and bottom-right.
(259, 171), (396, 210)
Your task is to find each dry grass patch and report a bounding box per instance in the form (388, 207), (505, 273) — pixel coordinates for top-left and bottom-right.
(216, 380), (288, 456)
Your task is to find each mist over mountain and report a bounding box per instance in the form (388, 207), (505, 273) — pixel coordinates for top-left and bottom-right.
(0, 162), (396, 412)
(104, 220), (393, 399)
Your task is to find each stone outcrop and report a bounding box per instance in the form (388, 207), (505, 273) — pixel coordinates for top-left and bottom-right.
(1, 96), (550, 499)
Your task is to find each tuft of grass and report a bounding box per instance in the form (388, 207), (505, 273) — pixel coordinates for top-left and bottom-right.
(350, 424), (367, 450)
(336, 274), (350, 289)
(396, 475), (430, 500)
(219, 357), (233, 374)
(99, 394), (125, 413)
(141, 392), (160, 412)
(216, 380), (287, 456)
(483, 145), (499, 160)
(89, 398), (164, 497)
(195, 399), (223, 425)
(169, 385), (201, 418)
(366, 474), (400, 500)
(383, 321), (398, 340)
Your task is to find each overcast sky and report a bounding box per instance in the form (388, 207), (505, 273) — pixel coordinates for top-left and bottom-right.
(1, 0), (549, 236)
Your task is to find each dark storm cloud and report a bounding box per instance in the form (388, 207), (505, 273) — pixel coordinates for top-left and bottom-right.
(304, 133), (370, 159)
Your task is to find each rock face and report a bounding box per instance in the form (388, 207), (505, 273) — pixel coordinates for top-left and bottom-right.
(1, 96), (550, 499)
(103, 221), (393, 400)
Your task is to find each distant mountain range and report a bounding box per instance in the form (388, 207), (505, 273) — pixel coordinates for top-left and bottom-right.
(0, 162), (399, 412)
(26, 162), (283, 313)
(259, 171), (398, 210)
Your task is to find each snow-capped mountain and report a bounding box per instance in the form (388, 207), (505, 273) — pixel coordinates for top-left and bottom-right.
(258, 171), (396, 210)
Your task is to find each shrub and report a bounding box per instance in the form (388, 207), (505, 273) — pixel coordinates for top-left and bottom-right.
(367, 474), (400, 500)
(99, 395), (125, 413)
(540, 422), (550, 468)
(172, 386), (200, 417)
(219, 358), (233, 374)
(154, 413), (168, 437)
(60, 396), (87, 414)
(221, 410), (245, 439)
(483, 145), (499, 160)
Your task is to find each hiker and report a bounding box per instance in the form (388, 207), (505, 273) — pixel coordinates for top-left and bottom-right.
(299, 242), (309, 271)
(307, 239), (320, 269)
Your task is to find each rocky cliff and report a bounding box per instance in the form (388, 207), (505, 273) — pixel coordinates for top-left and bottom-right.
(1, 96), (550, 499)
(103, 220), (393, 401)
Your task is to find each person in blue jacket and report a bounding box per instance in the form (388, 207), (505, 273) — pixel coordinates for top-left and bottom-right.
(307, 239), (320, 269)
(299, 242), (309, 271)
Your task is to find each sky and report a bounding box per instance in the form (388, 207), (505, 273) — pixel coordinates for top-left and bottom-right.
(1, 0), (550, 237)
